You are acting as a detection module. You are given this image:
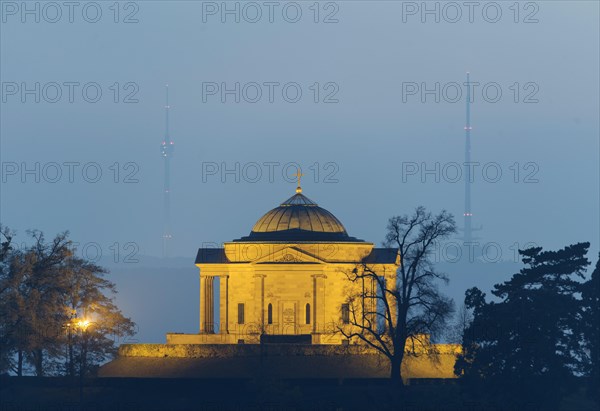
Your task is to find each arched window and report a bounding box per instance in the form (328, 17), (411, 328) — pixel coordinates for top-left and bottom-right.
(267, 303), (273, 325)
(305, 303), (311, 325)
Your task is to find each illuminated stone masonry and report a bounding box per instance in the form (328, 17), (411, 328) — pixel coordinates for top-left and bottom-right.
(169, 186), (399, 345)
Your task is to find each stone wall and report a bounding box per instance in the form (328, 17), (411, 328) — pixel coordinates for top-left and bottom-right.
(106, 343), (460, 379)
(118, 343), (378, 358)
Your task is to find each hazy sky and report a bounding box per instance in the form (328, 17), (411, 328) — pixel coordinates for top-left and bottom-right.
(1, 1), (599, 341)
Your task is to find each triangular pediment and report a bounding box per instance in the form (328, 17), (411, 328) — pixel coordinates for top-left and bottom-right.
(251, 246), (325, 264)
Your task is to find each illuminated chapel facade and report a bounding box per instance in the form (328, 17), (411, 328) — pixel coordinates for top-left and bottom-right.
(167, 184), (399, 345)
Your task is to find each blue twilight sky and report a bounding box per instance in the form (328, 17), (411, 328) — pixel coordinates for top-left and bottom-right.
(1, 1), (599, 342)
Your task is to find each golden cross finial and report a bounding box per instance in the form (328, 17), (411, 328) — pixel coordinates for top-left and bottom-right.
(294, 169), (304, 193)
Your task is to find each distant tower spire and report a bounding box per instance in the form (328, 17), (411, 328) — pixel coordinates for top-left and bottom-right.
(160, 85), (175, 257)
(463, 72), (482, 245)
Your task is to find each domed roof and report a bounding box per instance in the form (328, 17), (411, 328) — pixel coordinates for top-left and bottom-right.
(234, 189), (363, 242)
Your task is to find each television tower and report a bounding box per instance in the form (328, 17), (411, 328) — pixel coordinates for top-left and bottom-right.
(160, 85), (175, 258)
(463, 72), (482, 244)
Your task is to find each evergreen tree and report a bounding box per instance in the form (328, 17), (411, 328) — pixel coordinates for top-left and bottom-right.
(581, 254), (599, 401)
(456, 243), (591, 409)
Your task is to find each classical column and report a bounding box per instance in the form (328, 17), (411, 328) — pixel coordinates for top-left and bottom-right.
(200, 276), (215, 334)
(311, 274), (326, 334)
(371, 276), (378, 328)
(312, 276), (317, 333)
(206, 277), (214, 333)
(199, 274), (205, 333)
(386, 266), (398, 331)
(219, 275), (229, 334)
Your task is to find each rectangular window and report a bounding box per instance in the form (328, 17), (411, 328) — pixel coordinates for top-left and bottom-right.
(238, 303), (245, 324)
(341, 303), (350, 324)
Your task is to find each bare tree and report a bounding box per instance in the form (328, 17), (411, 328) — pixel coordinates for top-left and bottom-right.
(338, 206), (456, 382)
(449, 303), (473, 344)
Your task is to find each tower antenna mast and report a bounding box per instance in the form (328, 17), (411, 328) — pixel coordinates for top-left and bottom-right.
(464, 72), (472, 243)
(463, 72), (482, 245)
(161, 85), (175, 257)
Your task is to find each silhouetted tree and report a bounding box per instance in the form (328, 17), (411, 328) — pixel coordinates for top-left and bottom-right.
(61, 255), (136, 377)
(0, 226), (15, 374)
(0, 226), (12, 263)
(581, 254), (599, 401)
(0, 230), (135, 376)
(0, 231), (72, 376)
(449, 303), (473, 345)
(455, 243), (591, 409)
(338, 207), (456, 383)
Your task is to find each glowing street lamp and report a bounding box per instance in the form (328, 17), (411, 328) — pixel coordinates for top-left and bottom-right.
(76, 319), (90, 331)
